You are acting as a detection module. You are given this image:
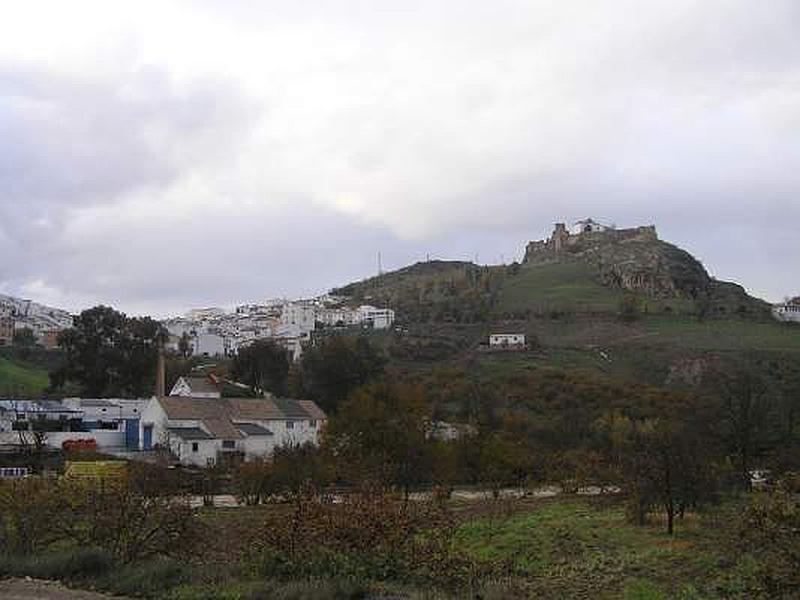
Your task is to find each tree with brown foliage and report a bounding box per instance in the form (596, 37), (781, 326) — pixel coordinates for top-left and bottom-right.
(325, 381), (432, 495)
(598, 412), (717, 534)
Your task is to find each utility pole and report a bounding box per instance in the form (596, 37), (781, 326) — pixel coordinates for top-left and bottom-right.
(378, 251), (383, 276)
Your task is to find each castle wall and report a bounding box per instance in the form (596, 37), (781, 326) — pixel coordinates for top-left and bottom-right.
(524, 224), (658, 262)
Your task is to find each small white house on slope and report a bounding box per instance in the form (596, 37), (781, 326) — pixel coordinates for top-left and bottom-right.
(772, 299), (800, 323)
(489, 333), (526, 349)
(169, 375), (222, 398)
(138, 395), (326, 467)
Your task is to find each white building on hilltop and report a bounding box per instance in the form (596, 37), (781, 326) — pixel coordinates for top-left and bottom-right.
(773, 299), (800, 323)
(572, 218), (613, 234)
(489, 333), (526, 349)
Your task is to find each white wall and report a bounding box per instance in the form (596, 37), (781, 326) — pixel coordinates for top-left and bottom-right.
(0, 430), (125, 450)
(193, 333), (225, 357)
(489, 334), (525, 346)
(773, 305), (800, 323)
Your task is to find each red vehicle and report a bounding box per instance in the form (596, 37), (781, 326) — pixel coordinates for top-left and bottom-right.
(62, 439), (97, 452)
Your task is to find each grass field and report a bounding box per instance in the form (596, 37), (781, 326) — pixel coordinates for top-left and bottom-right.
(640, 318), (800, 351)
(454, 497), (743, 599)
(496, 261), (626, 315)
(0, 355), (49, 396)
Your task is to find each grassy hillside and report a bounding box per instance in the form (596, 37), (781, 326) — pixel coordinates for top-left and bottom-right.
(334, 230), (791, 391)
(0, 355), (50, 397)
(336, 256), (765, 324)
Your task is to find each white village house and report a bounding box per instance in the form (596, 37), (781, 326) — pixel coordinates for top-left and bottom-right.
(170, 375), (222, 398)
(489, 333), (526, 349)
(138, 395), (326, 467)
(772, 298), (800, 323)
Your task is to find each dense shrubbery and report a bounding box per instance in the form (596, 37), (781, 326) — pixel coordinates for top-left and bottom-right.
(250, 486), (497, 589)
(732, 476), (800, 597)
(0, 476), (198, 562)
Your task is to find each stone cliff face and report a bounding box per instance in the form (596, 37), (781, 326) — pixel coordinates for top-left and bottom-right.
(524, 224), (711, 299)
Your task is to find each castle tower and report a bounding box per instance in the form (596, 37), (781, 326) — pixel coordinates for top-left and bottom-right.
(552, 223), (569, 252)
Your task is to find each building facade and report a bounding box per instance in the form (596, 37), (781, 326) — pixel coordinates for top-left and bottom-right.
(773, 300), (800, 323)
(489, 333), (526, 348)
(139, 395), (326, 467)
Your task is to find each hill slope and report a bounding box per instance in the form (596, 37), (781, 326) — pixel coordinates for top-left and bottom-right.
(334, 229), (768, 323)
(0, 355), (50, 397)
(333, 224), (793, 390)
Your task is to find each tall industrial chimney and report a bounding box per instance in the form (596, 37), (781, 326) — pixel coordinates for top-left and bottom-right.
(155, 346), (165, 398)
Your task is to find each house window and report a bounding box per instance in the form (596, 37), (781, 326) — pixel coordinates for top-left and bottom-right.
(192, 442), (199, 452)
(286, 421), (294, 429)
(222, 440), (235, 449)
(309, 420), (317, 428)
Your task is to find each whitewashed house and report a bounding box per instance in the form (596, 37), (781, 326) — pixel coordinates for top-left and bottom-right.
(193, 332), (225, 357)
(358, 306), (396, 329)
(773, 300), (800, 323)
(280, 302), (316, 334)
(316, 307), (358, 327)
(572, 218), (612, 234)
(489, 333), (526, 349)
(170, 375), (222, 398)
(138, 395), (326, 467)
(186, 307), (227, 320)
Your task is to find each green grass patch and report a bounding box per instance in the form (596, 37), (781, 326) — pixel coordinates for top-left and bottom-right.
(640, 318), (800, 351)
(454, 498), (727, 599)
(496, 261), (626, 314)
(0, 355), (50, 396)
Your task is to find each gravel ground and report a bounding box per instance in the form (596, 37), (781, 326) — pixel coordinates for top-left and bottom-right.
(0, 578), (122, 600)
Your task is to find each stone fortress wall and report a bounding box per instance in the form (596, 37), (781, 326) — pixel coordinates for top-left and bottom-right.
(524, 221), (658, 262)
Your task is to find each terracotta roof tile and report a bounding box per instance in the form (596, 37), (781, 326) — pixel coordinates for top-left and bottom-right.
(298, 400), (327, 421)
(157, 396), (324, 440)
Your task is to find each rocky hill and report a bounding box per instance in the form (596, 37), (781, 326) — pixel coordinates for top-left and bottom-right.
(334, 222), (769, 323)
(523, 222), (759, 307)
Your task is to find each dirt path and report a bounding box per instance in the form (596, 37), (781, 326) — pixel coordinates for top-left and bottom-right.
(0, 578), (122, 600)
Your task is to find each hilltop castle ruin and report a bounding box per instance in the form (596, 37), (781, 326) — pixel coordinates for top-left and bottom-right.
(524, 219), (658, 262)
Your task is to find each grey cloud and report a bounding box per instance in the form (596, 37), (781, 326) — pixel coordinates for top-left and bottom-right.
(0, 64), (256, 241)
(1, 1), (799, 313)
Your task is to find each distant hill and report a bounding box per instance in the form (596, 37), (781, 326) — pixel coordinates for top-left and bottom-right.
(334, 222), (769, 323)
(332, 222), (797, 393)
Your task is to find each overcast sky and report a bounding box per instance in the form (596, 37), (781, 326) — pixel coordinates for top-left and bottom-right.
(1, 1), (798, 316)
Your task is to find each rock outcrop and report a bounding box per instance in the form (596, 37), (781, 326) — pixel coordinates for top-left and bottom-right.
(524, 222), (710, 299)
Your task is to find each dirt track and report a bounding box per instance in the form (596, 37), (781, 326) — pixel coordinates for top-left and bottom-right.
(0, 578), (121, 600)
